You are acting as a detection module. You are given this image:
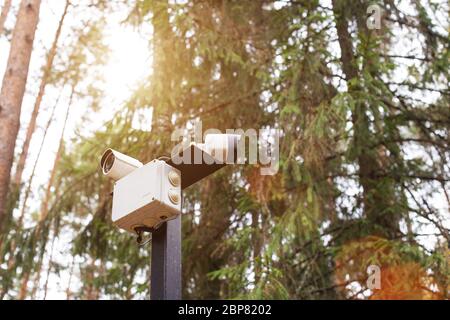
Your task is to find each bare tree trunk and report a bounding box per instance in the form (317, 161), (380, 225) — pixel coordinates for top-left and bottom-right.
(17, 86), (73, 299)
(0, 0), (41, 230)
(0, 0), (12, 36)
(38, 228), (56, 300)
(20, 86), (72, 299)
(12, 0), (69, 191)
(6, 3), (70, 292)
(18, 266), (31, 299)
(4, 91), (61, 280)
(40, 85), (74, 220)
(16, 91), (61, 227)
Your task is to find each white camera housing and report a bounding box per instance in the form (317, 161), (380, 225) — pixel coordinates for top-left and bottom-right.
(101, 149), (143, 181)
(101, 149), (182, 233)
(111, 159), (181, 233)
(197, 133), (241, 163)
(102, 135), (239, 234)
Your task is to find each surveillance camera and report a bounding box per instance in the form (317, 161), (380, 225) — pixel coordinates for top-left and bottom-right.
(101, 149), (181, 234)
(101, 148), (143, 181)
(100, 135), (240, 234)
(200, 133), (241, 163)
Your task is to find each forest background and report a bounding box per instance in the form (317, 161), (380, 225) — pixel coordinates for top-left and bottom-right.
(0, 0), (448, 299)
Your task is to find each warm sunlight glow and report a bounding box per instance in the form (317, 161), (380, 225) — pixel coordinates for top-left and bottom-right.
(103, 25), (152, 107)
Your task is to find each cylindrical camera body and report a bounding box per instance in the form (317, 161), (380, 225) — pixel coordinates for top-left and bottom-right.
(101, 149), (143, 181)
(204, 134), (240, 163)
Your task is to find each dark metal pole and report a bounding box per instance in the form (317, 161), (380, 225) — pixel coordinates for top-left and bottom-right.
(150, 215), (181, 300)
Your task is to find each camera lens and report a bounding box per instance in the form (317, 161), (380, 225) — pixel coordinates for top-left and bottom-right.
(103, 152), (115, 173)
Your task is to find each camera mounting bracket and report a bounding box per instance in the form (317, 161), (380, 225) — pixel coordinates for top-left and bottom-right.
(166, 144), (227, 189)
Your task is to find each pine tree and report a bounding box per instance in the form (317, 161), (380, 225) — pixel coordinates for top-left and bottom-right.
(12, 0), (70, 195)
(0, 0), (41, 231)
